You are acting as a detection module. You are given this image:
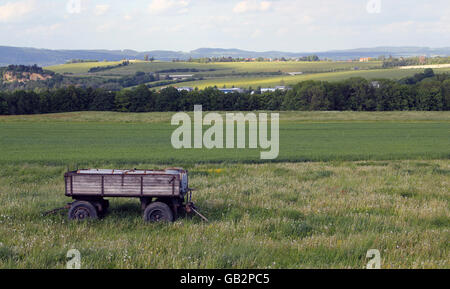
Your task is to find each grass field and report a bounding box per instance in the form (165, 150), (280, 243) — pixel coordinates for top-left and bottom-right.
(0, 111), (448, 268)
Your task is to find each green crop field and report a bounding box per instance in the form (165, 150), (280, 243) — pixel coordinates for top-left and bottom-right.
(0, 111), (449, 164)
(46, 61), (128, 74)
(0, 111), (448, 268)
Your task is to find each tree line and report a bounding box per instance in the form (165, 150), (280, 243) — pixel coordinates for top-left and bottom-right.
(0, 71), (448, 115)
(5, 64), (48, 74)
(88, 60), (130, 73)
(174, 55), (321, 63)
(383, 56), (450, 68)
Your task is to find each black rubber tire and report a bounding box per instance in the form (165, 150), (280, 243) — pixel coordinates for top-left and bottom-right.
(68, 201), (98, 220)
(143, 202), (174, 223)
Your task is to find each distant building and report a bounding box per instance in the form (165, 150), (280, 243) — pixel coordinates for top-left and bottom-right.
(371, 81), (381, 89)
(261, 88), (276, 93)
(219, 88), (244, 94)
(176, 87), (194, 92)
(261, 86), (287, 93)
(288, 72), (303, 76)
(359, 57), (371, 62)
(169, 74), (194, 80)
(419, 56), (426, 64)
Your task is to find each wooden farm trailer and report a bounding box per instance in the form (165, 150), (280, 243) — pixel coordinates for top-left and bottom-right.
(64, 168), (202, 222)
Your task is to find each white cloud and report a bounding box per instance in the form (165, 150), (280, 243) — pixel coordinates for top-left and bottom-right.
(95, 4), (110, 16)
(148, 0), (189, 15)
(168, 24), (185, 32)
(25, 23), (61, 35)
(377, 21), (415, 34)
(0, 0), (35, 22)
(250, 29), (262, 38)
(276, 27), (288, 36)
(96, 22), (114, 33)
(259, 1), (271, 11)
(124, 13), (132, 21)
(233, 0), (272, 14)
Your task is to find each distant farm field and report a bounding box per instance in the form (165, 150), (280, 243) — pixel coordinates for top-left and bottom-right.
(46, 61), (382, 75)
(0, 111), (448, 269)
(45, 60), (450, 90)
(46, 61), (128, 74)
(167, 67), (450, 89)
(0, 111), (449, 165)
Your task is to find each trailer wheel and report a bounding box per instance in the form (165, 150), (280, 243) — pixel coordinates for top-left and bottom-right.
(143, 202), (173, 223)
(69, 201), (98, 220)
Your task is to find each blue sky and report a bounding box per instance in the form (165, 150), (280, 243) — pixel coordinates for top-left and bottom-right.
(0, 0), (449, 52)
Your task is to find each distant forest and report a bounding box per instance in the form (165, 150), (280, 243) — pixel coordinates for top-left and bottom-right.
(382, 56), (450, 68)
(0, 69), (448, 114)
(176, 55), (321, 63)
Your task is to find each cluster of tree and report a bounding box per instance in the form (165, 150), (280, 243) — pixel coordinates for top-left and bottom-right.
(281, 77), (448, 111)
(143, 55), (155, 62)
(427, 56), (450, 64)
(0, 73), (108, 91)
(382, 56), (450, 68)
(0, 87), (116, 115)
(297, 55), (320, 62)
(398, 68), (436, 85)
(113, 71), (159, 87)
(182, 57), (249, 63)
(175, 55), (321, 63)
(5, 64), (47, 74)
(1, 65), (54, 80)
(88, 60), (130, 73)
(1, 71), (448, 115)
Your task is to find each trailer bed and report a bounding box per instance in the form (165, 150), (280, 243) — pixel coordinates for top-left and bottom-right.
(65, 169), (183, 198)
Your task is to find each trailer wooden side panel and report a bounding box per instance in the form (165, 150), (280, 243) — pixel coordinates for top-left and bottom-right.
(143, 176), (180, 195)
(65, 176), (71, 195)
(72, 175), (102, 195)
(66, 173), (180, 197)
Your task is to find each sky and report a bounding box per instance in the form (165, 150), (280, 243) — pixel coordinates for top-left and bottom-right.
(0, 0), (449, 52)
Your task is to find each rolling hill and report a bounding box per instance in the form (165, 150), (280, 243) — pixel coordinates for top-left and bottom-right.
(1, 45), (450, 66)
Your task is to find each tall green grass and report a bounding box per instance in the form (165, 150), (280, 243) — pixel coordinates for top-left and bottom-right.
(0, 161), (448, 268)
